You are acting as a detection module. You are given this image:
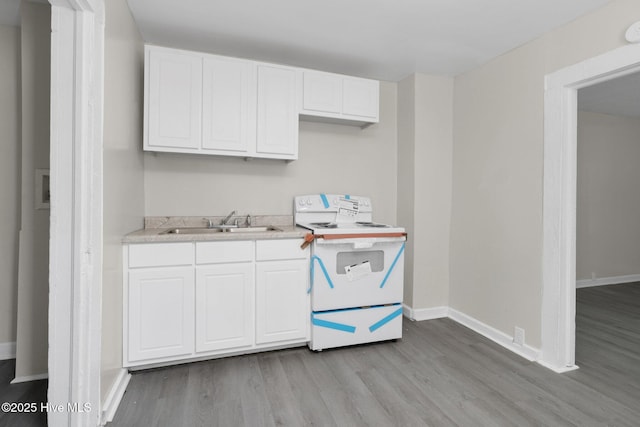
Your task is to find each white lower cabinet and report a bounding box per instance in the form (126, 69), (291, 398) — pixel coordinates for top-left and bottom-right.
(195, 263), (254, 352)
(256, 259), (309, 344)
(124, 239), (309, 368)
(127, 267), (195, 362)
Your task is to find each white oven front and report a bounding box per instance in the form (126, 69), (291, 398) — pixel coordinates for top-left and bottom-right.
(310, 236), (405, 311)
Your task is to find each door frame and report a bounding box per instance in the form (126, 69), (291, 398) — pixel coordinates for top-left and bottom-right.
(541, 43), (640, 372)
(48, 1), (104, 426)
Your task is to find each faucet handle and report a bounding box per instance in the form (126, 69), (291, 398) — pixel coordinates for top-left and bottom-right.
(202, 217), (213, 228)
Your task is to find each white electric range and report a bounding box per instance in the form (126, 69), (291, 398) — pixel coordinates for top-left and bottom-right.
(294, 194), (406, 351)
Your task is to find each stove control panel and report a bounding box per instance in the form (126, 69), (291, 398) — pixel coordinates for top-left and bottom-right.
(294, 194), (372, 213)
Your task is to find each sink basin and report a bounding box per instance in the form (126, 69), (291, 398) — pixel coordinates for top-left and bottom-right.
(161, 226), (282, 235)
(227, 226), (282, 233)
(161, 227), (223, 235)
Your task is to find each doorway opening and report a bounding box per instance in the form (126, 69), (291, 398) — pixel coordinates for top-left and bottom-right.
(541, 43), (640, 372)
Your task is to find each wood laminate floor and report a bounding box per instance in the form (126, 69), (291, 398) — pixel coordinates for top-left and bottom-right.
(110, 283), (640, 427)
(1, 283), (638, 426)
(0, 359), (47, 427)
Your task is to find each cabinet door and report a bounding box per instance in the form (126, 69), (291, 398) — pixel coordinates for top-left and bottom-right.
(302, 71), (341, 114)
(195, 264), (254, 352)
(255, 259), (309, 344)
(202, 57), (255, 153)
(256, 65), (298, 158)
(342, 77), (379, 120)
(128, 267), (195, 362)
(146, 47), (202, 150)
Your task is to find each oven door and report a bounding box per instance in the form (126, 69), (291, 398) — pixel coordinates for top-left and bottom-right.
(311, 236), (405, 311)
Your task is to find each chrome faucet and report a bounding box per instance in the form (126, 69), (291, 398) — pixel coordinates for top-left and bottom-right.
(221, 210), (236, 225)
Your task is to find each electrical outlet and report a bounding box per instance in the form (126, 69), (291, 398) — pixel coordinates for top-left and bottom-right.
(514, 327), (525, 346)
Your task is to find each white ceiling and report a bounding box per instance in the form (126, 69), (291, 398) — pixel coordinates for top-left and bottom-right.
(127, 0), (614, 81)
(5, 0), (636, 117)
(579, 72), (640, 118)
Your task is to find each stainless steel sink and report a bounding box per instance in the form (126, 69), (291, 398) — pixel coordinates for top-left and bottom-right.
(161, 226), (282, 235)
(161, 227), (224, 235)
(227, 226), (281, 233)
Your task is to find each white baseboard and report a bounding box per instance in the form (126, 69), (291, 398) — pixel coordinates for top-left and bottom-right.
(448, 308), (540, 362)
(101, 369), (131, 426)
(576, 274), (640, 289)
(402, 304), (449, 321)
(0, 342), (16, 360)
(11, 373), (48, 383)
(537, 359), (580, 373)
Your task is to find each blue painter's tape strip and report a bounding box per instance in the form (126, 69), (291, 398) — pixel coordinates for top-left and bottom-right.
(312, 315), (356, 333)
(312, 255), (334, 289)
(369, 307), (403, 333)
(308, 257), (314, 294)
(379, 243), (405, 289)
(345, 194), (351, 200)
(320, 193), (330, 209)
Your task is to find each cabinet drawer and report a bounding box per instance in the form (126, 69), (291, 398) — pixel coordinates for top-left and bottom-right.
(129, 243), (194, 268)
(196, 241), (254, 264)
(256, 239), (308, 261)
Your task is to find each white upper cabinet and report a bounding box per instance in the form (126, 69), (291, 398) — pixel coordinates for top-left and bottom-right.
(256, 64), (299, 159)
(145, 47), (202, 150)
(145, 46), (295, 160)
(144, 45), (379, 159)
(202, 57), (255, 154)
(300, 70), (379, 125)
(343, 77), (379, 119)
(302, 71), (342, 114)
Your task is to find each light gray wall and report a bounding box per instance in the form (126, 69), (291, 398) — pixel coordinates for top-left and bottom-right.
(397, 76), (416, 307)
(15, 0), (50, 378)
(397, 73), (453, 310)
(144, 82), (398, 225)
(450, 0), (640, 349)
(577, 111), (640, 281)
(413, 74), (453, 309)
(102, 0), (146, 402)
(0, 24), (20, 349)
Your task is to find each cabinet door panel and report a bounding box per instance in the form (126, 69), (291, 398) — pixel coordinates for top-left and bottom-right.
(202, 58), (253, 152)
(256, 65), (298, 157)
(303, 72), (341, 114)
(128, 267), (195, 362)
(256, 260), (309, 344)
(147, 49), (202, 149)
(342, 77), (379, 119)
(196, 264), (254, 352)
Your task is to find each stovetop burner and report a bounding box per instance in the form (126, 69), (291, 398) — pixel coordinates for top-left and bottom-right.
(309, 222), (338, 228)
(356, 222), (391, 228)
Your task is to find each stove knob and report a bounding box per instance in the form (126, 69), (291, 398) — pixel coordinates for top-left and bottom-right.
(333, 198), (339, 205)
(306, 198), (312, 205)
(298, 199), (305, 206)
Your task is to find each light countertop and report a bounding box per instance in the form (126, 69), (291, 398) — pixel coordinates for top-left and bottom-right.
(123, 215), (309, 244)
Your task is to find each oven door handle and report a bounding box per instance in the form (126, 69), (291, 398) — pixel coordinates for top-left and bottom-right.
(315, 236), (407, 246)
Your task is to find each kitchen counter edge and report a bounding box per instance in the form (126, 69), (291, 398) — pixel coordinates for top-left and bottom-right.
(122, 226), (309, 244)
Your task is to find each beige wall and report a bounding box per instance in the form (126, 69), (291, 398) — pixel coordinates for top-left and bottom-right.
(397, 76), (416, 307)
(15, 1), (50, 378)
(0, 24), (20, 348)
(397, 74), (453, 310)
(577, 111), (640, 280)
(144, 82), (398, 225)
(450, 0), (640, 349)
(101, 0), (146, 402)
